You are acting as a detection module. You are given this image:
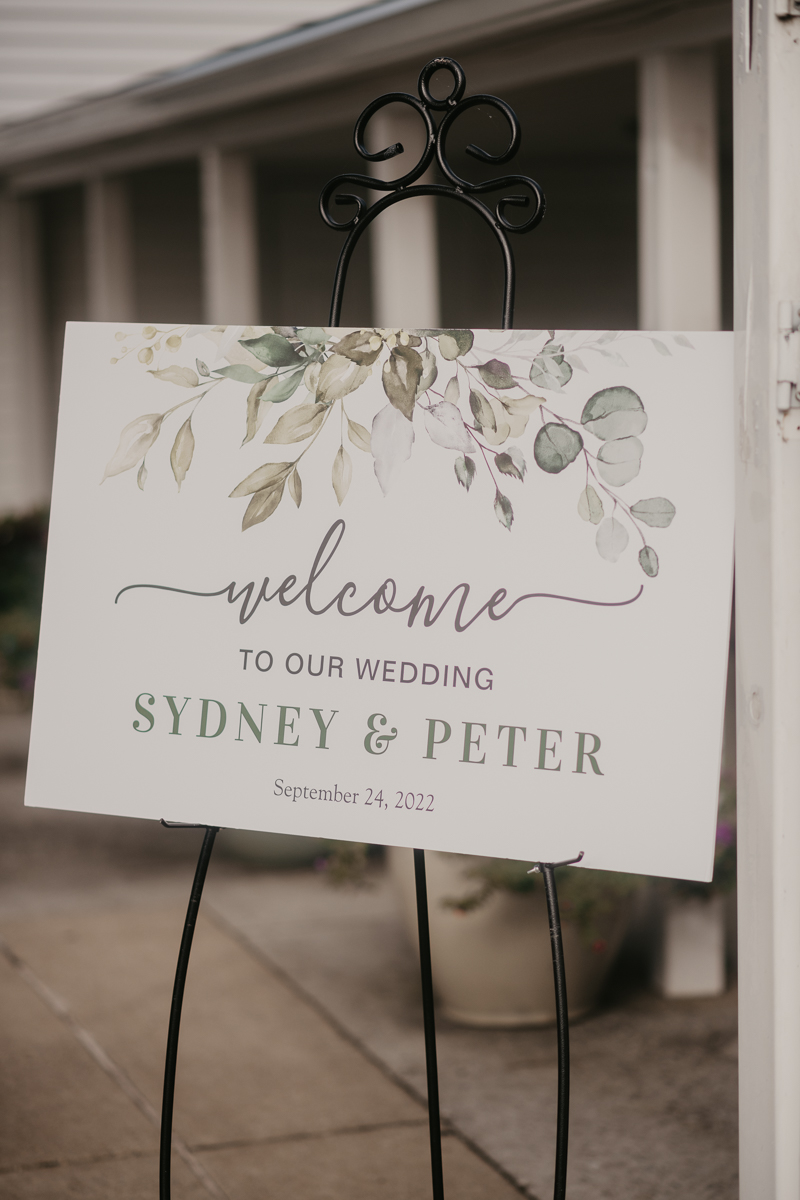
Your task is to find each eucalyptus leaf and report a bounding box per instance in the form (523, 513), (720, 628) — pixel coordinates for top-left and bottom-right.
(242, 480), (286, 530)
(170, 418), (195, 491)
(346, 415), (371, 452)
(566, 352), (587, 373)
(148, 366), (199, 388)
(444, 375), (460, 405)
(382, 344), (423, 419)
(196, 359), (210, 377)
(529, 343), (572, 391)
(596, 517), (629, 562)
(243, 380), (268, 445)
(136, 461), (147, 491)
(416, 348), (438, 397)
(102, 413), (164, 480)
(494, 492), (514, 530)
(533, 422), (584, 474)
(298, 327), (327, 346)
(478, 358), (516, 389)
(673, 334), (694, 349)
(263, 368), (305, 404)
(577, 484), (604, 524)
(650, 338), (671, 356)
(478, 396), (512, 446)
(639, 545), (659, 577)
(265, 402), (327, 445)
(240, 332), (302, 368)
(335, 329), (383, 365)
(288, 468), (302, 508)
(213, 363), (266, 385)
(229, 461), (293, 498)
(423, 401), (473, 452)
(580, 386), (647, 441)
(454, 455), (476, 491)
(469, 388), (497, 432)
(371, 402), (414, 494)
(495, 447), (526, 481)
(316, 354), (370, 404)
(438, 329), (474, 360)
(630, 497), (676, 528)
(332, 445), (353, 506)
(596, 436), (643, 486)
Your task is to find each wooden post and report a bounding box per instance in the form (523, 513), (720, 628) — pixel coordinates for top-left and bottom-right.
(368, 108), (440, 329)
(201, 148), (259, 325)
(85, 176), (135, 322)
(0, 191), (51, 513)
(638, 50), (721, 331)
(734, 2), (800, 1195)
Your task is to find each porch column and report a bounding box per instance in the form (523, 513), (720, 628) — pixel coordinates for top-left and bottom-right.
(0, 191), (51, 513)
(85, 176), (135, 322)
(734, 2), (800, 1196)
(638, 50), (721, 330)
(200, 148), (259, 325)
(368, 108), (440, 329)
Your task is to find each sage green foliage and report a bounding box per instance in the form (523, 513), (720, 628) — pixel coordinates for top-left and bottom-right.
(443, 857), (645, 944)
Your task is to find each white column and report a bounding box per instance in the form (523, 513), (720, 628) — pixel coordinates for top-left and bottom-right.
(638, 50), (721, 330)
(368, 108), (440, 329)
(200, 148), (259, 325)
(735, 2), (800, 1196)
(0, 191), (51, 513)
(85, 176), (135, 322)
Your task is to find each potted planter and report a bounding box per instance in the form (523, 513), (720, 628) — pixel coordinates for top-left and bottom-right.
(388, 847), (637, 1027)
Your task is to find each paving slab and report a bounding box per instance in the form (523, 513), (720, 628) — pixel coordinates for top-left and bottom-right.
(200, 1123), (520, 1200)
(0, 1153), (209, 1199)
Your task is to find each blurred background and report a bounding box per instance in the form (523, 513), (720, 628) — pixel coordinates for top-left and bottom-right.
(0, 2), (737, 1198)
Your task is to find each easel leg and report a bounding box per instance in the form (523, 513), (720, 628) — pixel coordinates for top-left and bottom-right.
(160, 824), (218, 1200)
(413, 848), (445, 1200)
(541, 864), (570, 1200)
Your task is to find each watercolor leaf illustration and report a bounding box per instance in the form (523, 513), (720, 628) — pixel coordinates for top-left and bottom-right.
(103, 324), (687, 576)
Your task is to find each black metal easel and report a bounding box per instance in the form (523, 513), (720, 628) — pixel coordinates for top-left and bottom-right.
(159, 57), (580, 1200)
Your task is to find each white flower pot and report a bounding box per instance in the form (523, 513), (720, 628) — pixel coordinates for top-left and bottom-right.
(388, 847), (630, 1027)
(655, 893), (727, 998)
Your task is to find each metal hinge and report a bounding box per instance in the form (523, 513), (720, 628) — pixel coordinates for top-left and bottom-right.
(776, 0), (800, 16)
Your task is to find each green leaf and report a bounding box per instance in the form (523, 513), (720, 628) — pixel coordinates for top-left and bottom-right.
(438, 330), (474, 360)
(630, 497), (676, 528)
(335, 329), (383, 365)
(424, 401), (473, 452)
(581, 386), (647, 441)
(332, 445), (353, 505)
(148, 366), (199, 388)
(533, 423), (584, 473)
(196, 358), (210, 377)
(265, 402), (327, 445)
(639, 545), (659, 577)
(229, 461), (293, 498)
(596, 436), (643, 486)
(298, 327), (328, 346)
(240, 333), (302, 368)
(288, 468), (302, 508)
(263, 368), (305, 404)
(478, 358), (516, 390)
(382, 344), (423, 419)
(494, 492), (514, 530)
(650, 338), (671, 356)
(455, 455), (476, 491)
(596, 517), (629, 562)
(136, 461), (147, 491)
(316, 354), (370, 404)
(673, 334), (694, 349)
(577, 484), (604, 524)
(170, 417), (195, 491)
(371, 402), (414, 494)
(495, 447), (526, 481)
(242, 481), (286, 530)
(346, 415), (371, 452)
(529, 343), (572, 391)
(469, 388), (497, 432)
(102, 413), (164, 480)
(213, 363), (266, 384)
(444, 376), (459, 405)
(416, 348), (438, 397)
(243, 380), (268, 445)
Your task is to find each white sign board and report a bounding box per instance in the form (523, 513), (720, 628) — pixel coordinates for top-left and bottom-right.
(26, 324), (733, 880)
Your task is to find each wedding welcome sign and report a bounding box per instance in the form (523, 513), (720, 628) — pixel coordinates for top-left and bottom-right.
(25, 323), (733, 880)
